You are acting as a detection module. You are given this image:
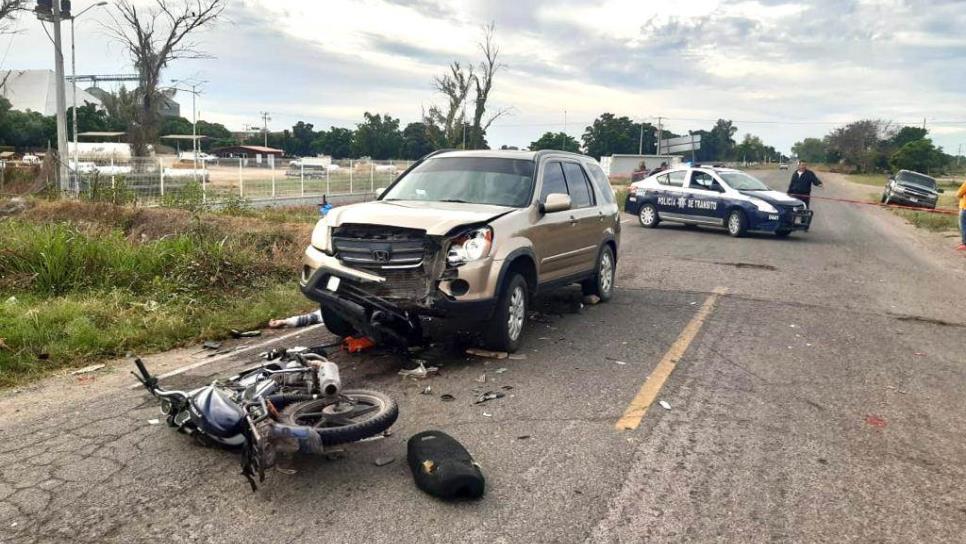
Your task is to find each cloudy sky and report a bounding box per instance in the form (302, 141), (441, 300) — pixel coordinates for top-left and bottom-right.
(6, 0), (966, 154)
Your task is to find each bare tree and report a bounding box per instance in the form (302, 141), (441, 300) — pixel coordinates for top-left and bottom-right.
(468, 23), (508, 150)
(0, 0), (27, 35)
(426, 61), (473, 148)
(105, 0), (224, 155)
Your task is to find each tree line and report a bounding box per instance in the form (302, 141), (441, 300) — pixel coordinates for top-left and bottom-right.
(792, 120), (959, 174)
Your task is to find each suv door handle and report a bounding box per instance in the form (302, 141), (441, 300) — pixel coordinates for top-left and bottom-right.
(569, 216), (578, 226)
(598, 211), (605, 222)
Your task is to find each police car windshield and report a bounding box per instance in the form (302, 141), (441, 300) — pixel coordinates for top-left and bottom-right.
(719, 172), (770, 191)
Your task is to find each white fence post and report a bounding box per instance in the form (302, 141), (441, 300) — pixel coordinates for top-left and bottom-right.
(110, 155), (116, 190)
(159, 157), (165, 198)
(300, 162), (305, 197)
(238, 158), (244, 197)
(271, 156), (276, 198)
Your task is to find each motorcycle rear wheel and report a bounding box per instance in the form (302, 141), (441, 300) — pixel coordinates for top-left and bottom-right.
(278, 389), (398, 446)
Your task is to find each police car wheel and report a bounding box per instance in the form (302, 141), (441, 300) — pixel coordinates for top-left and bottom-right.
(638, 204), (659, 228)
(727, 210), (748, 237)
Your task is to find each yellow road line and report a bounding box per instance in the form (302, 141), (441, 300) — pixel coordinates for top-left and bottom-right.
(615, 287), (727, 431)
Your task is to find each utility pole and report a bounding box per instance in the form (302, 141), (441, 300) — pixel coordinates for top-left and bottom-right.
(36, 0), (71, 193)
(260, 111), (271, 148)
(638, 123), (644, 155)
(656, 116), (663, 155)
(70, 2), (107, 196)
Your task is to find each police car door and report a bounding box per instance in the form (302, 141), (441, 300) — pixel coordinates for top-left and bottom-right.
(684, 169), (726, 223)
(655, 169), (688, 217)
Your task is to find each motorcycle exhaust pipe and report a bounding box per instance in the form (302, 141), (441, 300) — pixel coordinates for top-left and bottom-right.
(316, 361), (341, 396)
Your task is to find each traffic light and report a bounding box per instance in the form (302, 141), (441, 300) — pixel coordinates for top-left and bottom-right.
(34, 0), (71, 17)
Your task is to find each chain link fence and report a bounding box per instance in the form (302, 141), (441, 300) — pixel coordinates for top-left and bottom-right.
(68, 156), (415, 207)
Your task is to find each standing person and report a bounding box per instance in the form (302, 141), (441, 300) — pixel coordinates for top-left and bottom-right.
(957, 178), (966, 251)
(788, 161), (823, 207)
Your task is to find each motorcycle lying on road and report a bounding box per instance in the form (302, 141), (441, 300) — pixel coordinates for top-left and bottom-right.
(132, 349), (398, 490)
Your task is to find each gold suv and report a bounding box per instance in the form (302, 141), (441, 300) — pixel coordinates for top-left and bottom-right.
(300, 150), (620, 352)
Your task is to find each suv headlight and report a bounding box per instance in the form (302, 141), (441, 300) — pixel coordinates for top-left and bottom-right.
(447, 227), (493, 265)
(311, 220), (331, 253)
(750, 199), (779, 214)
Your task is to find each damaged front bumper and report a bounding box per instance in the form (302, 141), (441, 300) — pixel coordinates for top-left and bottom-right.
(300, 245), (498, 343)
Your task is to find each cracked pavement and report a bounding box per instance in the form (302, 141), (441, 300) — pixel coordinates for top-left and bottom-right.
(1, 171), (965, 543)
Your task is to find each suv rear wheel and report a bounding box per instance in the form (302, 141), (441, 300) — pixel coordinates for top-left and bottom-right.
(321, 306), (357, 338)
(485, 273), (528, 353)
(582, 245), (615, 302)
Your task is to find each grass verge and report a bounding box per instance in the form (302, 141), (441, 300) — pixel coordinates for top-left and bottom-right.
(0, 199), (316, 387)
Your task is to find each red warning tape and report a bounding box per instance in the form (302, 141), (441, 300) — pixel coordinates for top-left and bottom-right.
(789, 193), (961, 216)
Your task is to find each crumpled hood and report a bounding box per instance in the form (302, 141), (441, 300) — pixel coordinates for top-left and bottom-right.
(324, 200), (515, 236)
(740, 190), (804, 207)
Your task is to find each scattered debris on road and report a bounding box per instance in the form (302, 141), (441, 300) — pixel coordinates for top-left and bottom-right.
(421, 385), (433, 395)
(865, 414), (888, 428)
(374, 456), (396, 467)
(494, 367), (508, 374)
(147, 418), (160, 425)
(482, 412), (492, 417)
(466, 348), (509, 359)
(517, 435), (531, 440)
(659, 400), (672, 410)
(202, 340), (222, 350)
(70, 364), (105, 375)
(476, 373), (487, 383)
(440, 394), (455, 402)
(230, 329), (262, 338)
(345, 336), (377, 353)
(582, 294), (601, 305)
(399, 360), (439, 380)
(474, 391), (505, 404)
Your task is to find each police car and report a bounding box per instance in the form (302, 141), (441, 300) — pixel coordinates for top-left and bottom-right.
(625, 167), (812, 237)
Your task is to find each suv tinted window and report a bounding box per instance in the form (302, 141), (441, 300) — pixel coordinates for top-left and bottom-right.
(562, 162), (594, 208)
(584, 162), (615, 204)
(540, 162), (568, 202)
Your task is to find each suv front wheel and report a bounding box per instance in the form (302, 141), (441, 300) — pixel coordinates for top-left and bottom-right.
(485, 273), (528, 353)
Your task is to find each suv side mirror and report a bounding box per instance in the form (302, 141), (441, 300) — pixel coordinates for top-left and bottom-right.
(541, 193), (571, 213)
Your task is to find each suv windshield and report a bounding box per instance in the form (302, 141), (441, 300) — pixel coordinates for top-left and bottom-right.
(381, 157), (535, 207)
(896, 171), (936, 189)
(719, 172), (770, 191)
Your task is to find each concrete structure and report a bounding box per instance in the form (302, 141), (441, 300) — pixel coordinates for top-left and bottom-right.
(0, 69), (102, 115)
(601, 154), (680, 177)
(209, 145), (284, 159)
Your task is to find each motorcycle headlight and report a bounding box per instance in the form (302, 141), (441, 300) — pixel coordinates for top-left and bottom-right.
(447, 227), (493, 265)
(750, 199), (779, 214)
(311, 220), (331, 253)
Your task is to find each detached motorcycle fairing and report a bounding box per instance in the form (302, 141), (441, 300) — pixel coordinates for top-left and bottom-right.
(190, 386), (246, 439)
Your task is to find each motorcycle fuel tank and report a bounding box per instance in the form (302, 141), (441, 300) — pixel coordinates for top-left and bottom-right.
(189, 385), (247, 438)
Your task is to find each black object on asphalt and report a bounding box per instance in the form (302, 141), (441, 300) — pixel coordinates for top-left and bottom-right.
(407, 431), (485, 500)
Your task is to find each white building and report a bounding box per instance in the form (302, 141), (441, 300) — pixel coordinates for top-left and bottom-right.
(600, 154), (681, 177)
(0, 69), (103, 115)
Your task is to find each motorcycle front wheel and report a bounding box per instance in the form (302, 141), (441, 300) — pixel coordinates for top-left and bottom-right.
(278, 389), (398, 446)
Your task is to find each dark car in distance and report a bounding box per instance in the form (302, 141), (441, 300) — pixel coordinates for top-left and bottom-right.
(881, 170), (943, 209)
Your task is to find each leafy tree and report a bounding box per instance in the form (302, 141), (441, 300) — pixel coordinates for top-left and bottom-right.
(66, 102), (124, 138)
(529, 131), (580, 152)
(312, 127), (354, 159)
(196, 120), (231, 151)
(824, 119), (892, 172)
(352, 112), (402, 159)
(291, 121), (316, 156)
(0, 1), (26, 35)
(581, 114), (637, 159)
(890, 126), (928, 149)
(400, 122), (438, 160)
(159, 116), (193, 136)
(890, 139), (945, 173)
(0, 104), (56, 150)
(792, 138), (827, 163)
(706, 119), (737, 161)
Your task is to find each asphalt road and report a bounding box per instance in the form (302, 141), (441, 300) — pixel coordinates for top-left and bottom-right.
(1, 170), (965, 543)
